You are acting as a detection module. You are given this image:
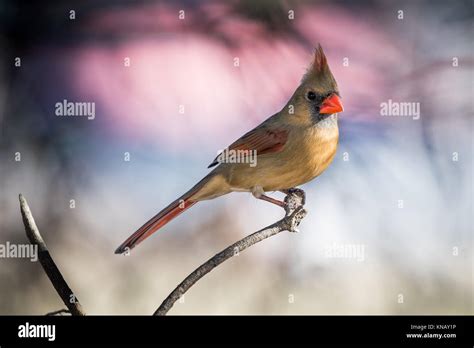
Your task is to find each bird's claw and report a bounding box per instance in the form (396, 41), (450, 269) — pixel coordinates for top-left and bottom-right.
(284, 188), (306, 215)
(286, 188), (306, 204)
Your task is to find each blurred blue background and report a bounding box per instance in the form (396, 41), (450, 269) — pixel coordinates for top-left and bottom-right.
(0, 0), (472, 314)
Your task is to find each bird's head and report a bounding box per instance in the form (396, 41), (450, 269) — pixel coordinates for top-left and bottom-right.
(286, 44), (343, 126)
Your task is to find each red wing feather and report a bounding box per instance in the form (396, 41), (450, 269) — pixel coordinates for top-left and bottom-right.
(208, 127), (288, 167)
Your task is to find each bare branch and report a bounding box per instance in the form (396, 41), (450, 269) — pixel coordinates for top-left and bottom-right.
(19, 194), (85, 316)
(154, 189), (307, 315)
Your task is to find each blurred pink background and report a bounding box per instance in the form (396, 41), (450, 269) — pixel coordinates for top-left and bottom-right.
(0, 0), (472, 314)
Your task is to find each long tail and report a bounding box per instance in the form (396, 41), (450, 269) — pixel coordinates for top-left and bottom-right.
(115, 175), (212, 254)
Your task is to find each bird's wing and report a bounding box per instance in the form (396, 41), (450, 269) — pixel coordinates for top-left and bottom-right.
(208, 125), (288, 168)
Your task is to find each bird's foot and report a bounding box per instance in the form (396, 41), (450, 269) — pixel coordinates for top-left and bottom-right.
(283, 187), (306, 214)
(254, 186), (307, 232)
(252, 186), (306, 212)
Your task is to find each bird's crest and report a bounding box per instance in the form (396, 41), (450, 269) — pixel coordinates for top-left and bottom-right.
(313, 44), (328, 73)
(302, 44), (331, 83)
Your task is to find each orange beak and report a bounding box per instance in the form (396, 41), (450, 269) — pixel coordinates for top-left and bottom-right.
(319, 94), (343, 114)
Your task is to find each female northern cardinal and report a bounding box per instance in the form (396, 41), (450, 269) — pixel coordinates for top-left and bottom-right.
(116, 44), (343, 254)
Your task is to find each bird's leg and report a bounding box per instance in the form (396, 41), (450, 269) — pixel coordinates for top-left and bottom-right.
(252, 186), (286, 208)
(258, 194), (286, 208)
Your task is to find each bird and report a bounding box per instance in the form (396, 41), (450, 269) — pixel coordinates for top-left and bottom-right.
(115, 44), (343, 254)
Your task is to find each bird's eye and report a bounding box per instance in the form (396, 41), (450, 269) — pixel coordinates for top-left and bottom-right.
(307, 91), (316, 100)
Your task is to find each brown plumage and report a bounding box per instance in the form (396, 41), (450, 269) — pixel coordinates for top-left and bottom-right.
(116, 44), (343, 254)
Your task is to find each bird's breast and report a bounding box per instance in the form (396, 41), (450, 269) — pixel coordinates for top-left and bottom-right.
(220, 122), (339, 192)
(284, 122), (339, 186)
